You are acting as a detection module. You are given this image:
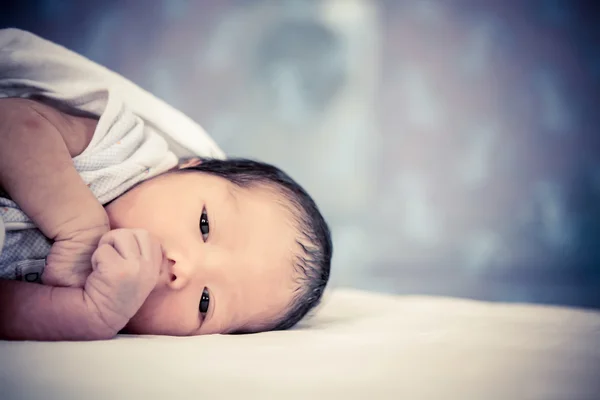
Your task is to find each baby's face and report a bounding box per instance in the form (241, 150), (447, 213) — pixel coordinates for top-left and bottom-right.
(104, 170), (297, 335)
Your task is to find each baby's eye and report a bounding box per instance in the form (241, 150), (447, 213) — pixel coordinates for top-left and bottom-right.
(200, 207), (210, 242)
(199, 287), (210, 314)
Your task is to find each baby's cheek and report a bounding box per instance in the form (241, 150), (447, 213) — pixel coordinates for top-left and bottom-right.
(126, 291), (170, 334)
(128, 290), (195, 335)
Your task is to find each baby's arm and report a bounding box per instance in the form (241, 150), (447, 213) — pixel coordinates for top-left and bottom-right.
(0, 98), (109, 286)
(0, 280), (118, 340)
(0, 97), (107, 240)
(0, 100), (161, 340)
(0, 229), (162, 341)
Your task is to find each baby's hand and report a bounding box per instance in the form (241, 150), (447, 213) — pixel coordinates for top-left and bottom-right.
(84, 229), (163, 333)
(43, 225), (108, 288)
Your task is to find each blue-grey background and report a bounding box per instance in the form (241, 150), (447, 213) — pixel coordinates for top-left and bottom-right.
(2, 0), (600, 309)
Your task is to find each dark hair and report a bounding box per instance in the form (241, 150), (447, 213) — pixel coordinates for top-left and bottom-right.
(181, 158), (332, 332)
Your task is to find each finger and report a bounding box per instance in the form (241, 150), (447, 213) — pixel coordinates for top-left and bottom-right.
(98, 230), (141, 260)
(132, 230), (163, 265)
(130, 229), (153, 260)
(91, 243), (123, 271)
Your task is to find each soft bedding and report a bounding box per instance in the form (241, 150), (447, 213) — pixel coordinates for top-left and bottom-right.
(1, 289), (599, 400)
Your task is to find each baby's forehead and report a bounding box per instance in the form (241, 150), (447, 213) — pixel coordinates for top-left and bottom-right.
(222, 181), (296, 247)
(235, 182), (307, 258)
(228, 180), (300, 223)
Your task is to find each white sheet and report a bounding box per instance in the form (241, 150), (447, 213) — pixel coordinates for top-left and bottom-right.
(1, 289), (599, 399)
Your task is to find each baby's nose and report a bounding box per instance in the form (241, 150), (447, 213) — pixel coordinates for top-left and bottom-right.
(162, 257), (194, 291)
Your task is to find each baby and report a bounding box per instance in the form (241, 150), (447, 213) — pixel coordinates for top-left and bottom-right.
(0, 97), (332, 340)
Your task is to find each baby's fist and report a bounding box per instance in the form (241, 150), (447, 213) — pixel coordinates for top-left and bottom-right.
(84, 229), (163, 332)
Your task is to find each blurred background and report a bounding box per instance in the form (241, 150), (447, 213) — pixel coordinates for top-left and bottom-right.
(2, 0), (600, 309)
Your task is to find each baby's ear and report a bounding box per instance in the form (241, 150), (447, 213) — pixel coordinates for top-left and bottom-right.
(177, 157), (203, 170)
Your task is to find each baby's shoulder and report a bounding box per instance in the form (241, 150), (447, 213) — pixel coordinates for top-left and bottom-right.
(0, 97), (97, 158)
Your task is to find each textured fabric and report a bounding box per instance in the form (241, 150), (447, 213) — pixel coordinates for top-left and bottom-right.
(0, 28), (225, 282)
(0, 216), (5, 260)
